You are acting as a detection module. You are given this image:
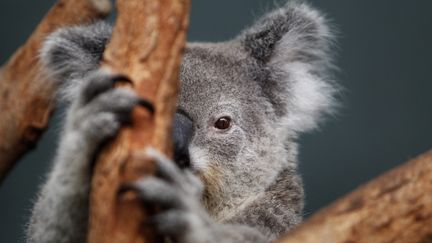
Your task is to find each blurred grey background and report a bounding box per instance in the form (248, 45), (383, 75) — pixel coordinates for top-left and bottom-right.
(1, 0), (431, 242)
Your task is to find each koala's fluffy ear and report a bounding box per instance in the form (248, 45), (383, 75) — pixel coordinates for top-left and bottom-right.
(240, 1), (337, 133)
(40, 21), (111, 102)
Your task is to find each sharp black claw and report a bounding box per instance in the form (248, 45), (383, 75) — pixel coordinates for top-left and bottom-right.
(117, 182), (137, 196)
(111, 75), (133, 86)
(138, 99), (155, 114)
(110, 75), (155, 114)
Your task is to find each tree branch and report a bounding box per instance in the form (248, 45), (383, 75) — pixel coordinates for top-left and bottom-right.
(87, 0), (191, 242)
(279, 150), (432, 243)
(0, 0), (111, 183)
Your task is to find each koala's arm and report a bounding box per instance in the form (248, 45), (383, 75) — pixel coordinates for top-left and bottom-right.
(26, 22), (112, 243)
(27, 125), (93, 242)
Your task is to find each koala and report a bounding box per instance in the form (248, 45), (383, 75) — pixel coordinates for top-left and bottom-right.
(26, 1), (336, 243)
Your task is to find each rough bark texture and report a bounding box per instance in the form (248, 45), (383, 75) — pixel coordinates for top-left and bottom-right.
(0, 0), (111, 183)
(279, 150), (432, 243)
(87, 0), (190, 243)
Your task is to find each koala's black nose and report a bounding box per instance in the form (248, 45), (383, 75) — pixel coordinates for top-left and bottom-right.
(172, 111), (193, 169)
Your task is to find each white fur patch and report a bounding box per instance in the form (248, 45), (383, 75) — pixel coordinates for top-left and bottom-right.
(282, 63), (336, 132)
(189, 145), (210, 172)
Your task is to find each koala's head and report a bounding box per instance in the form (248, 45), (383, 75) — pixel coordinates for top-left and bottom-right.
(176, 2), (336, 216)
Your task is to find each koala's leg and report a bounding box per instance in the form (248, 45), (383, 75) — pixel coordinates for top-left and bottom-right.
(26, 71), (151, 243)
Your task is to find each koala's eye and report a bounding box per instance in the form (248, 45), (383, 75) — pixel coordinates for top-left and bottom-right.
(214, 117), (232, 130)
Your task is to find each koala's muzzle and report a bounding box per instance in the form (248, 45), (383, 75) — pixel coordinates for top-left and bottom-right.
(172, 111), (193, 169)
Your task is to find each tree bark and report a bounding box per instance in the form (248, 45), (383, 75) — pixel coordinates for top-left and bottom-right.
(87, 0), (190, 243)
(0, 0), (111, 183)
(278, 150), (432, 243)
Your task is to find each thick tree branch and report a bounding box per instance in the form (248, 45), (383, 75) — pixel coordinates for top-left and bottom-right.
(0, 0), (111, 183)
(279, 150), (432, 243)
(87, 0), (190, 242)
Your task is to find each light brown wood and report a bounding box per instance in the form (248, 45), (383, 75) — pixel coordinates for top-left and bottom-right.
(87, 0), (191, 242)
(0, 0), (111, 183)
(279, 150), (432, 243)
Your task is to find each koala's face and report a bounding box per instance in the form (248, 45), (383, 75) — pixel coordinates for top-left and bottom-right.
(178, 43), (274, 173)
(177, 43), (290, 216)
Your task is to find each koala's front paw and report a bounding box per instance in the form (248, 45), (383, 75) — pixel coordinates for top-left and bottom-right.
(122, 149), (213, 242)
(65, 70), (154, 150)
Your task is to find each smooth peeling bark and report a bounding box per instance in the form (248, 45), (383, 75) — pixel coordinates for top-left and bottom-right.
(0, 0), (111, 183)
(87, 0), (191, 242)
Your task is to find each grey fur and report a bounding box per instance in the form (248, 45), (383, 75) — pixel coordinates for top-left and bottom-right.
(27, 1), (336, 242)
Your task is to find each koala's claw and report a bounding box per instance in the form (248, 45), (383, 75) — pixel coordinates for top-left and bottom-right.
(111, 74), (133, 86)
(109, 75), (155, 115)
(78, 70), (155, 114)
(138, 99), (155, 114)
(65, 70), (155, 149)
(79, 70), (117, 104)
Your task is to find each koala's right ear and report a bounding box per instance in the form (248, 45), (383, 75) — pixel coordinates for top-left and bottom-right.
(40, 21), (111, 101)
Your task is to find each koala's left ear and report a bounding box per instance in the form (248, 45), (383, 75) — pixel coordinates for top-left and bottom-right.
(239, 1), (338, 133)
